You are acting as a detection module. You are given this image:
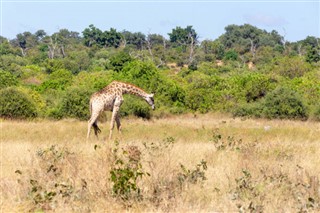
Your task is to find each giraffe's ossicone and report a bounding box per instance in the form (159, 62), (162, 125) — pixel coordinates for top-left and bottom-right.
(87, 81), (155, 141)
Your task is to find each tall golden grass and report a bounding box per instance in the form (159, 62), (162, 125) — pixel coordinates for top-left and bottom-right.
(1, 114), (320, 212)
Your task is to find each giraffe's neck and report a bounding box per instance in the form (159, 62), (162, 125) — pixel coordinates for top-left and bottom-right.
(115, 81), (149, 98)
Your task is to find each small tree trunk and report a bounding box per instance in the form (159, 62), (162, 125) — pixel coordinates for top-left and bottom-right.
(188, 36), (194, 64)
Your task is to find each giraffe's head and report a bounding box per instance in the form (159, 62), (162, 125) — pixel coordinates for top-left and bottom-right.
(145, 94), (155, 110)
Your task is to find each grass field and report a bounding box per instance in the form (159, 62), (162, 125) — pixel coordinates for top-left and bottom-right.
(1, 114), (320, 212)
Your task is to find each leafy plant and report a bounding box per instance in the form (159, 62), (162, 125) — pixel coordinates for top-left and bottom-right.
(0, 87), (37, 119)
(0, 70), (18, 89)
(211, 128), (243, 151)
(262, 86), (307, 120)
(178, 160), (207, 186)
(110, 141), (149, 201)
(59, 87), (94, 120)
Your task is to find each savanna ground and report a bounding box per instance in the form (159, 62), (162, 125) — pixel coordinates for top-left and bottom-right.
(1, 113), (320, 212)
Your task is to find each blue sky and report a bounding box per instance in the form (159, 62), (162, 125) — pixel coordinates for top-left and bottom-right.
(1, 0), (319, 42)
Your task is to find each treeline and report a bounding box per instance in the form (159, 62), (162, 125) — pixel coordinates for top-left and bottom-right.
(1, 24), (320, 120)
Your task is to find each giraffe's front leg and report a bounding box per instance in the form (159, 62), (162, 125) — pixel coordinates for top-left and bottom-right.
(109, 105), (120, 141)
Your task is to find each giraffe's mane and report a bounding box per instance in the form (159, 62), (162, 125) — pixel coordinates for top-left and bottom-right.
(112, 81), (147, 93)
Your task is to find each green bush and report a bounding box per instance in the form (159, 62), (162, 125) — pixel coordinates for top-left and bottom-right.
(120, 96), (152, 119)
(109, 51), (133, 72)
(273, 56), (311, 78)
(116, 60), (160, 91)
(38, 69), (73, 92)
(262, 87), (307, 120)
(59, 87), (94, 120)
(0, 70), (18, 89)
(72, 71), (114, 91)
(0, 87), (37, 119)
(232, 102), (263, 118)
(224, 49), (238, 61)
(228, 72), (275, 103)
(309, 104), (320, 121)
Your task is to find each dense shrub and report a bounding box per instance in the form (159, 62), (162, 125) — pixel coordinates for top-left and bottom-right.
(72, 71), (114, 91)
(262, 87), (307, 120)
(0, 70), (18, 89)
(120, 96), (152, 119)
(109, 51), (133, 72)
(273, 56), (311, 78)
(228, 72), (275, 103)
(310, 104), (320, 121)
(0, 87), (37, 119)
(116, 60), (160, 91)
(224, 49), (238, 61)
(38, 69), (73, 92)
(58, 87), (94, 120)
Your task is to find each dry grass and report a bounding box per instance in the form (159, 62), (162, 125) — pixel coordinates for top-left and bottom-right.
(1, 114), (320, 212)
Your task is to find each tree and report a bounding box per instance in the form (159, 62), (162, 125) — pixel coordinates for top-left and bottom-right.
(168, 26), (198, 47)
(109, 51), (133, 72)
(219, 24), (284, 58)
(305, 46), (320, 63)
(201, 40), (225, 60)
(82, 24), (104, 47)
(11, 31), (38, 57)
(168, 26), (198, 64)
(122, 31), (146, 50)
(0, 36), (16, 55)
(103, 28), (122, 48)
(34, 30), (47, 42)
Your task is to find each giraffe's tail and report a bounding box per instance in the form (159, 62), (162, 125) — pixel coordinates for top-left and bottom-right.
(93, 122), (101, 136)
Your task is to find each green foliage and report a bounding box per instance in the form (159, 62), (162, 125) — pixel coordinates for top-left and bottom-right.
(38, 69), (73, 92)
(168, 26), (197, 47)
(109, 51), (133, 72)
(20, 65), (44, 80)
(228, 72), (275, 103)
(120, 96), (152, 119)
(0, 87), (37, 119)
(0, 24), (319, 120)
(59, 87), (93, 120)
(219, 24), (283, 54)
(82, 24), (104, 47)
(110, 142), (148, 201)
(232, 102), (263, 118)
(0, 70), (19, 89)
(66, 51), (91, 74)
(305, 46), (320, 63)
(122, 31), (146, 50)
(273, 56), (311, 78)
(104, 28), (122, 48)
(42, 59), (65, 74)
(184, 73), (226, 112)
(224, 49), (238, 61)
(178, 160), (207, 185)
(211, 128), (243, 151)
(262, 87), (307, 120)
(0, 54), (28, 76)
(116, 60), (160, 92)
(72, 71), (114, 91)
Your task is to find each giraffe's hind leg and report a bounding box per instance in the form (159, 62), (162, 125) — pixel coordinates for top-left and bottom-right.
(87, 112), (100, 139)
(109, 105), (121, 140)
(115, 114), (122, 134)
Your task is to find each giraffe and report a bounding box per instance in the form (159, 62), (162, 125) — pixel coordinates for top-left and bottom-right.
(87, 81), (155, 141)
